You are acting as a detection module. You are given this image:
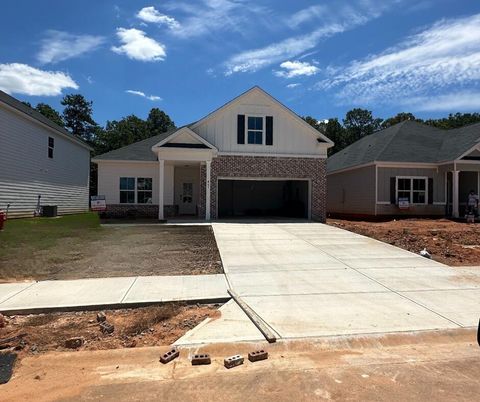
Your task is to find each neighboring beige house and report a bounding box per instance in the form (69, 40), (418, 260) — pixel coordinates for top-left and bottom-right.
(93, 86), (333, 221)
(327, 120), (480, 218)
(0, 90), (92, 218)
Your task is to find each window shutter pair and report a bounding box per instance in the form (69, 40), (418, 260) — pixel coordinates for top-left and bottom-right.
(237, 115), (273, 145)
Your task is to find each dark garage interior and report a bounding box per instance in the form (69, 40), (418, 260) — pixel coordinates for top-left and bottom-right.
(218, 179), (309, 219)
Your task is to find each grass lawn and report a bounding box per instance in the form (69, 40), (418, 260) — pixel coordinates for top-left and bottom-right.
(0, 214), (223, 282)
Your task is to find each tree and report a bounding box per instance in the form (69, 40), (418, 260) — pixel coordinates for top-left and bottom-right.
(61, 94), (97, 143)
(424, 113), (480, 129)
(343, 108), (382, 142)
(35, 103), (64, 127)
(381, 112), (418, 128)
(96, 115), (149, 155)
(147, 108), (175, 135)
(324, 118), (348, 156)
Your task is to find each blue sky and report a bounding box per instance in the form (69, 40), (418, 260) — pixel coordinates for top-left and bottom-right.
(1, 0), (480, 126)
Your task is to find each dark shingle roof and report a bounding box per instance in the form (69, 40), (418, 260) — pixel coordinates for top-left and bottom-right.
(0, 90), (92, 151)
(327, 120), (480, 173)
(92, 128), (179, 161)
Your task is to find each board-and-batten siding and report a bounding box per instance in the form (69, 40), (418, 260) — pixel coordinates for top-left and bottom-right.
(0, 105), (90, 218)
(193, 90), (326, 157)
(327, 165), (376, 215)
(97, 161), (176, 205)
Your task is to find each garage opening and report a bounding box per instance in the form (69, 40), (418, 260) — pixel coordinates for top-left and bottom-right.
(218, 179), (309, 219)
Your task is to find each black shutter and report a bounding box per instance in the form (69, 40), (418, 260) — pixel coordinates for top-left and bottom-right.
(266, 116), (273, 145)
(237, 115), (245, 144)
(390, 177), (396, 204)
(428, 178), (433, 204)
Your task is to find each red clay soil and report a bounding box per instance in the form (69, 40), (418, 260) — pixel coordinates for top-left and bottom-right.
(328, 218), (480, 266)
(0, 303), (220, 358)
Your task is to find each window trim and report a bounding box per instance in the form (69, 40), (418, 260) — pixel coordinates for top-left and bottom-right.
(119, 177), (153, 204)
(395, 176), (428, 205)
(246, 115), (265, 145)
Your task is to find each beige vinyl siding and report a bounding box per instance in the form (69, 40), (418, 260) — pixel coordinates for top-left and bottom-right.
(97, 161), (175, 205)
(0, 104), (90, 218)
(327, 165), (376, 215)
(194, 90), (327, 157)
(377, 167), (445, 203)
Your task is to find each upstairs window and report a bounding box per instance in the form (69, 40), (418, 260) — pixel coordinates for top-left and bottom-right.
(137, 178), (153, 204)
(120, 177), (135, 203)
(247, 116), (263, 144)
(48, 137), (54, 158)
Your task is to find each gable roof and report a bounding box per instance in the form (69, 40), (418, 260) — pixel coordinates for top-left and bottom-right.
(191, 86), (334, 146)
(93, 128), (179, 162)
(0, 90), (92, 151)
(152, 126), (217, 150)
(326, 120), (480, 173)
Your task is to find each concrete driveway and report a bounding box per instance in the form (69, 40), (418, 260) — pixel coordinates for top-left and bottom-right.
(180, 222), (479, 343)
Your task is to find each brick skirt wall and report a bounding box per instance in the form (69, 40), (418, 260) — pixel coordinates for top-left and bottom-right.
(206, 156), (327, 222)
(104, 204), (177, 219)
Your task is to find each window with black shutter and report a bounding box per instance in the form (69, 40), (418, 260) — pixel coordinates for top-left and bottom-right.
(266, 116), (273, 145)
(237, 114), (245, 144)
(48, 137), (54, 158)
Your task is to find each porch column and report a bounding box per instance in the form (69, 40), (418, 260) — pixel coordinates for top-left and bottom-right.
(452, 169), (459, 218)
(158, 159), (165, 220)
(205, 160), (211, 220)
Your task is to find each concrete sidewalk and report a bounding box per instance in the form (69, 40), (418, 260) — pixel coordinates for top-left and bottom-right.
(178, 222), (480, 344)
(0, 274), (229, 314)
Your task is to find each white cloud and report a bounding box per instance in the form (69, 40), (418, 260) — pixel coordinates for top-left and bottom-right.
(223, 1), (394, 75)
(0, 63), (78, 96)
(136, 6), (179, 29)
(287, 5), (327, 29)
(126, 90), (162, 101)
(37, 30), (105, 64)
(319, 13), (480, 107)
(112, 28), (166, 62)
(275, 61), (319, 78)
(405, 92), (480, 112)
(286, 83), (301, 89)
(166, 0), (267, 39)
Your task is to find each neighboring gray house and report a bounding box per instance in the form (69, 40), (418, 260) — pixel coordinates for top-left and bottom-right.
(0, 90), (92, 218)
(327, 120), (480, 218)
(93, 86), (333, 221)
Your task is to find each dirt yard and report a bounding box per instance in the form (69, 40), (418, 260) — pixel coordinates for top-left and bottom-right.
(0, 303), (220, 358)
(0, 214), (223, 282)
(2, 328), (478, 401)
(328, 218), (480, 266)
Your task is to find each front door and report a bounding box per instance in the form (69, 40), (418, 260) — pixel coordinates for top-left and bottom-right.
(179, 181), (195, 215)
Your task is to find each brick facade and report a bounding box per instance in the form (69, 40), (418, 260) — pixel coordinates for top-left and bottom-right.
(205, 155), (327, 222)
(104, 204), (177, 219)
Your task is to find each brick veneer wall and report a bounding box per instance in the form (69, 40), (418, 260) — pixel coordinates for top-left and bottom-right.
(104, 204), (177, 219)
(207, 155), (327, 222)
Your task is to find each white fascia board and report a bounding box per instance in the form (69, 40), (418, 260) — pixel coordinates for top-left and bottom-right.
(151, 126), (217, 151)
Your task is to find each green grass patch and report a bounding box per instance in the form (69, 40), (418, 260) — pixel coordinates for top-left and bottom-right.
(0, 213), (102, 258)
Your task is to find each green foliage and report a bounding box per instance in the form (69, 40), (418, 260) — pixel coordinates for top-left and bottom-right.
(35, 103), (64, 128)
(424, 112), (480, 129)
(324, 118), (348, 156)
(147, 108), (175, 135)
(381, 112), (419, 128)
(61, 94), (98, 143)
(343, 108), (382, 142)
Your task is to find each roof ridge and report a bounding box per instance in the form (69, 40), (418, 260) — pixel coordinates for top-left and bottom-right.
(376, 120), (412, 161)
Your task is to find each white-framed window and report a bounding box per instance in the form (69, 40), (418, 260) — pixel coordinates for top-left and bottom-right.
(396, 176), (427, 204)
(120, 177), (135, 203)
(247, 116), (263, 145)
(137, 178), (153, 204)
(119, 177), (153, 204)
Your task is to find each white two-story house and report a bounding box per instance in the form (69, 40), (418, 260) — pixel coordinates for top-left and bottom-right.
(93, 87), (333, 221)
(0, 90), (91, 218)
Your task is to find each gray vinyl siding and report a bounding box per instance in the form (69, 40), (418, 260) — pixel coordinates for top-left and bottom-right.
(0, 105), (90, 218)
(377, 167), (445, 203)
(327, 165), (375, 215)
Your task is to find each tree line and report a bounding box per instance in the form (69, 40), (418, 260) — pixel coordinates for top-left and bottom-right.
(24, 94), (480, 192)
(303, 109), (480, 156)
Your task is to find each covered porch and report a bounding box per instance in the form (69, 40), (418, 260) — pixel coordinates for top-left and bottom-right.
(151, 127), (217, 221)
(446, 162), (480, 218)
